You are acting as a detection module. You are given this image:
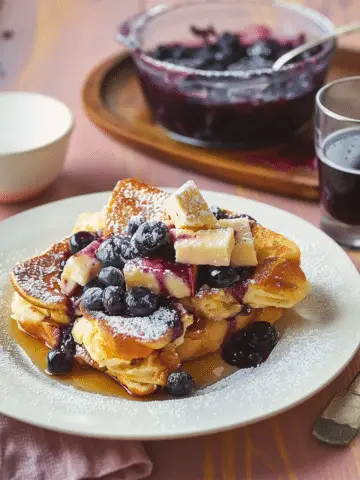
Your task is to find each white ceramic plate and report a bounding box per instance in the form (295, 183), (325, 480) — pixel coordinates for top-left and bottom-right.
(0, 190), (359, 440)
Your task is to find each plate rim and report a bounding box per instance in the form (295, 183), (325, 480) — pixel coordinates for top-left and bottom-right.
(0, 189), (359, 440)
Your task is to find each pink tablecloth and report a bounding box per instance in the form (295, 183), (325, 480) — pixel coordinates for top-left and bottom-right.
(1, 1), (360, 479)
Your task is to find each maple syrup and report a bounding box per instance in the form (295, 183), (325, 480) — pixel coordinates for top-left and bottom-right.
(8, 318), (236, 400)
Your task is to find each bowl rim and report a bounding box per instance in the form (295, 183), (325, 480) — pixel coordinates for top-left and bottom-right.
(122, 0), (335, 79)
(0, 92), (74, 157)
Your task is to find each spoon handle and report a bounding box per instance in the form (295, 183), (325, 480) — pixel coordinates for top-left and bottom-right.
(272, 21), (360, 71)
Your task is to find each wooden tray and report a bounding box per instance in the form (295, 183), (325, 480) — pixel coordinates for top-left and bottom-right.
(82, 48), (360, 200)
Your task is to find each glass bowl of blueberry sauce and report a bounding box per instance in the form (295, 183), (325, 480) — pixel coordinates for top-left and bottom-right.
(117, 1), (335, 149)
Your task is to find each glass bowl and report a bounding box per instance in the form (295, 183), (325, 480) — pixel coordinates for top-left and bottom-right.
(117, 1), (335, 149)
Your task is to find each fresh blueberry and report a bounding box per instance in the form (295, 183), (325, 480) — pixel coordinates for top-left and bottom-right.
(210, 205), (227, 220)
(210, 206), (256, 223)
(98, 266), (125, 288)
(60, 326), (76, 354)
(127, 216), (146, 235)
(83, 278), (104, 292)
(222, 322), (279, 368)
(222, 341), (263, 368)
(115, 235), (139, 262)
(125, 287), (159, 317)
(82, 287), (104, 311)
(69, 231), (95, 254)
(96, 236), (137, 268)
(103, 286), (125, 315)
(47, 347), (74, 375)
(206, 266), (240, 288)
(244, 321), (278, 355)
(165, 371), (195, 397)
(96, 238), (124, 268)
(246, 39), (281, 61)
(132, 221), (170, 256)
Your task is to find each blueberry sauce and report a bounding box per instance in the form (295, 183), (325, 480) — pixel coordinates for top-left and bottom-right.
(138, 25), (331, 147)
(136, 258), (196, 297)
(228, 278), (252, 304)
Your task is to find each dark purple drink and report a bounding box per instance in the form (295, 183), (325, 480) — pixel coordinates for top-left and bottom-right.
(318, 128), (360, 225)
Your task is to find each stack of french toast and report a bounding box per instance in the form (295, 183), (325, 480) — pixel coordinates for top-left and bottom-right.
(10, 179), (310, 397)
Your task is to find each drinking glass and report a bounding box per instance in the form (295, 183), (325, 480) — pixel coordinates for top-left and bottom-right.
(315, 76), (360, 249)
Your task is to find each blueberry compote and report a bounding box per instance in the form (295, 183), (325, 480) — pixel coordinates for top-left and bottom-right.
(318, 128), (360, 225)
(138, 25), (330, 147)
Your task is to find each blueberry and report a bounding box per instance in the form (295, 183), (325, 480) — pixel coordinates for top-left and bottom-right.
(82, 287), (104, 311)
(47, 348), (74, 375)
(152, 45), (173, 61)
(246, 39), (281, 61)
(165, 371), (194, 397)
(222, 322), (279, 368)
(127, 216), (146, 235)
(206, 266), (240, 288)
(171, 44), (192, 60)
(132, 221), (170, 256)
(98, 266), (125, 288)
(222, 341), (258, 368)
(217, 32), (241, 51)
(210, 205), (228, 220)
(69, 231), (95, 254)
(115, 236), (138, 262)
(83, 278), (104, 292)
(125, 287), (159, 317)
(244, 322), (278, 354)
(210, 206), (256, 223)
(60, 326), (76, 354)
(96, 238), (124, 268)
(103, 286), (125, 315)
(96, 236), (137, 268)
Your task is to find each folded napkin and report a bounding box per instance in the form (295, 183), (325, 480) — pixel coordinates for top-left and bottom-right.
(0, 415), (153, 480)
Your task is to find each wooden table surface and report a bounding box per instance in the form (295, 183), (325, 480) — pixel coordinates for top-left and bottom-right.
(1, 1), (360, 479)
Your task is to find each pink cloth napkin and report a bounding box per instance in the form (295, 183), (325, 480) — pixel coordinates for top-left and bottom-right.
(0, 415), (153, 480)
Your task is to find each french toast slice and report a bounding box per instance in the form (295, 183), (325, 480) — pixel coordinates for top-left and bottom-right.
(11, 239), (72, 324)
(104, 178), (171, 237)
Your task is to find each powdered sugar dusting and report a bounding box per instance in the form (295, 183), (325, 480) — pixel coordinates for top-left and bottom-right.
(170, 180), (217, 227)
(12, 239), (70, 306)
(104, 179), (170, 236)
(86, 306), (178, 341)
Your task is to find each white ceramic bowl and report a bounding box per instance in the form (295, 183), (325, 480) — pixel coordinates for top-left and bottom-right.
(0, 92), (73, 203)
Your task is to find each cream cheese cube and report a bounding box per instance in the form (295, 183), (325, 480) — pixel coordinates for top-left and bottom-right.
(218, 218), (257, 266)
(172, 227), (235, 266)
(165, 180), (217, 229)
(60, 240), (102, 295)
(124, 258), (195, 299)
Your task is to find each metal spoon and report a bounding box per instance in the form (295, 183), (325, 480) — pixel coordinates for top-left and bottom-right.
(273, 20), (360, 71)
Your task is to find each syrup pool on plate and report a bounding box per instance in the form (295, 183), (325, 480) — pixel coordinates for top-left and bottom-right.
(317, 128), (360, 225)
(8, 317), (236, 401)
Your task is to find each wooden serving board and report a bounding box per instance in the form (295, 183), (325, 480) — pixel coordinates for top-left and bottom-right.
(82, 48), (360, 200)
